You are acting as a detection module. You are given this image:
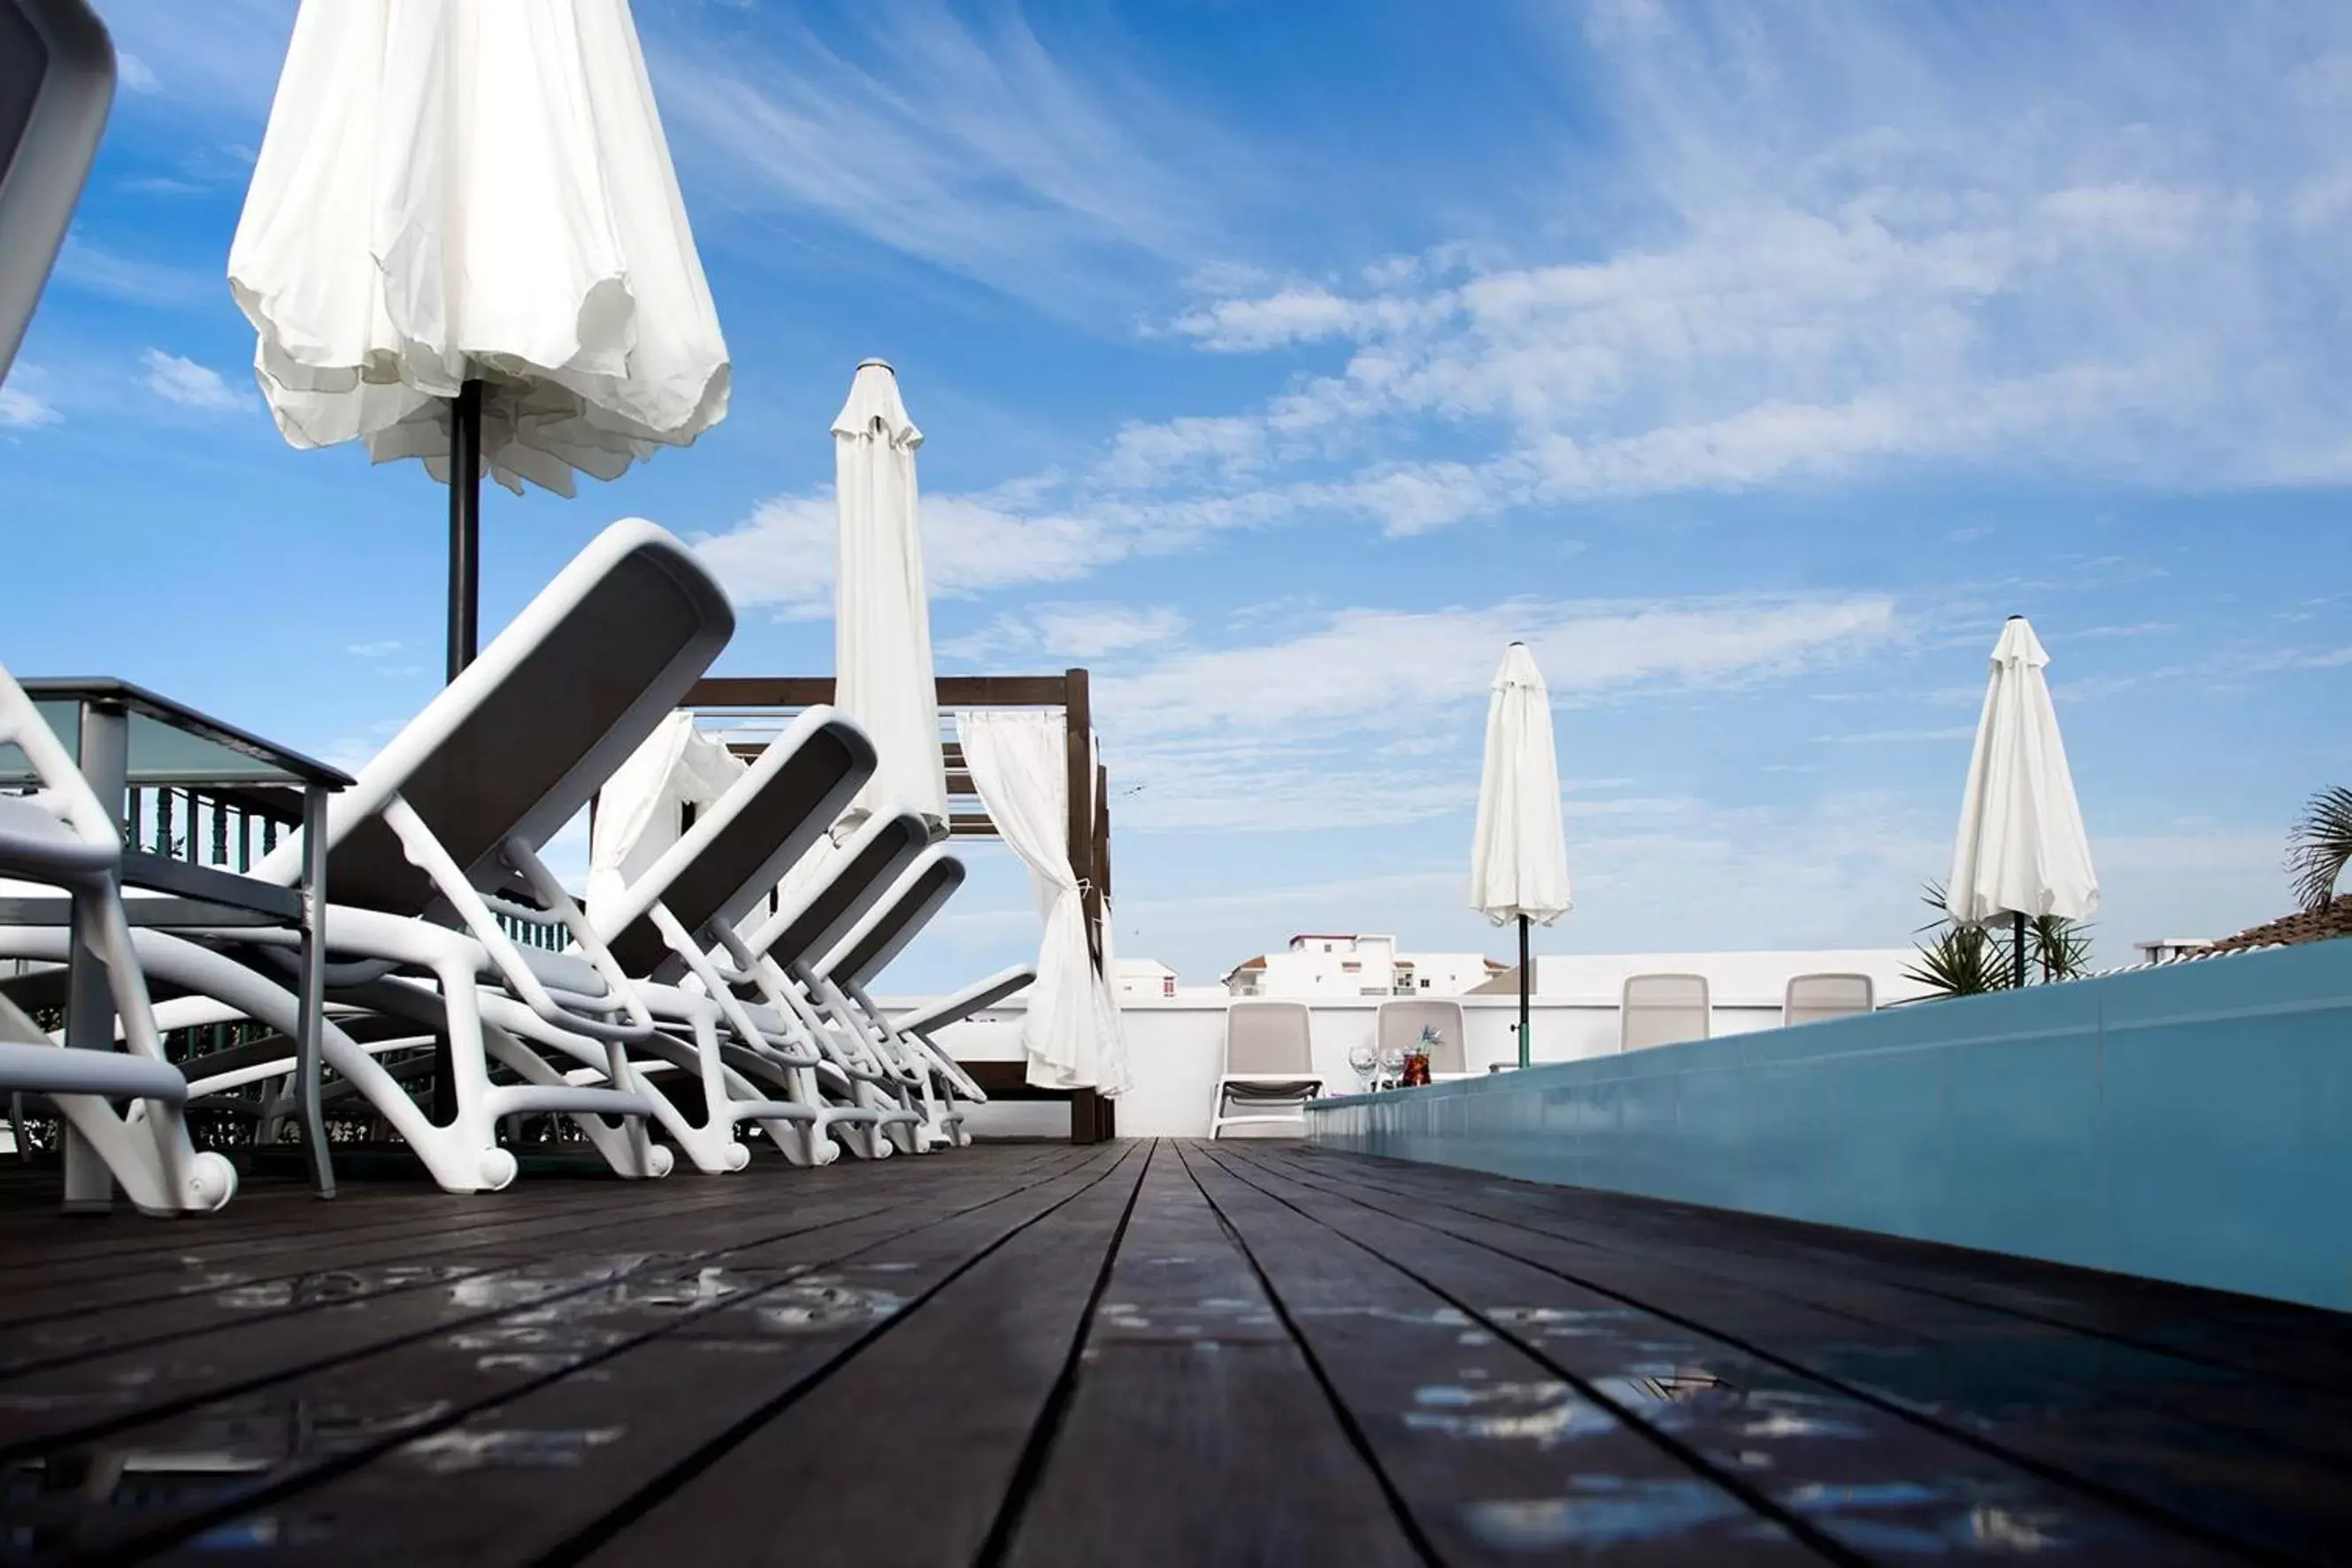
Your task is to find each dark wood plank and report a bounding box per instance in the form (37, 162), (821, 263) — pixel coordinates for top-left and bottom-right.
(1287, 1146), (2352, 1397)
(0, 1149), (1070, 1372)
(74, 1149), (1118, 1565)
(0, 1151), (1077, 1463)
(1276, 1147), (2352, 1472)
(1264, 1145), (2352, 1556)
(999, 1143), (1426, 1568)
(573, 1143), (1148, 1568)
(1213, 1147), (2240, 1565)
(1177, 1145), (1821, 1565)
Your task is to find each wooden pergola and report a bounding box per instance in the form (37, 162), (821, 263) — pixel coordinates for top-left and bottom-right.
(683, 669), (1118, 1141)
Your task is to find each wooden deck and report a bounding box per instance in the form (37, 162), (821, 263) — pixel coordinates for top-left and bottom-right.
(0, 1141), (2344, 1565)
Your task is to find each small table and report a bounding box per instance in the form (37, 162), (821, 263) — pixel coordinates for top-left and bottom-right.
(1, 680), (352, 1204)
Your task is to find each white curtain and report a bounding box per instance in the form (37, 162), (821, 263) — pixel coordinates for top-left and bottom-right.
(586, 711), (744, 921)
(957, 711), (1129, 1095)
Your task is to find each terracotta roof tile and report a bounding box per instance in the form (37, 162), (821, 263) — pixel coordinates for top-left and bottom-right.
(2206, 895), (2352, 955)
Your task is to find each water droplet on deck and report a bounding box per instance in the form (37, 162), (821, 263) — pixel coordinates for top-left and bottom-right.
(400, 1426), (625, 1474)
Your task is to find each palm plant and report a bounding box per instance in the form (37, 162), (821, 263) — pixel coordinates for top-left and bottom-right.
(2287, 786), (2352, 912)
(1906, 882), (2011, 997)
(1905, 882), (2093, 998)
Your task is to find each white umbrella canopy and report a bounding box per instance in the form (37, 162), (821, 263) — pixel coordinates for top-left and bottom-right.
(1947, 616), (2098, 934)
(833, 359), (949, 840)
(228, 0), (729, 496)
(1470, 642), (1572, 1068)
(228, 0), (729, 682)
(1470, 642), (1573, 926)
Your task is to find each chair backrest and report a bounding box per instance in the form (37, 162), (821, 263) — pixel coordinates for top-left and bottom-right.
(1784, 972), (1873, 1027)
(744, 810), (934, 974)
(893, 963), (1034, 1037)
(1225, 1001), (1313, 1077)
(819, 849), (965, 991)
(257, 519), (733, 912)
(1376, 998), (1465, 1073)
(1621, 972), (1710, 1050)
(0, 659), (121, 859)
(596, 708), (874, 976)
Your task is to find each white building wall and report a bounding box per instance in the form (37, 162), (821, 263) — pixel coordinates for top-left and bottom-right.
(911, 945), (1932, 1139)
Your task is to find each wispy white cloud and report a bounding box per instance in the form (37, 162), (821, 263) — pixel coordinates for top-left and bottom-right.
(55, 239), (210, 306)
(1105, 4), (2352, 533)
(1095, 594), (1901, 833)
(0, 367), (61, 429)
(693, 488), (1126, 619)
(648, 4), (1245, 311)
(141, 350), (245, 411)
(93, 0), (294, 118)
(942, 603), (1188, 665)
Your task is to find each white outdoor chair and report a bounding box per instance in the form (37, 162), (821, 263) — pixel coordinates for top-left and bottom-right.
(809, 849), (1025, 1152)
(1784, 972), (1874, 1027)
(561, 706), (881, 1172)
(1620, 972), (1710, 1051)
(1375, 997), (1470, 1080)
(1, 521), (721, 1192)
(0, 665), (235, 1214)
(703, 810), (942, 1160)
(1210, 1001), (1323, 1137)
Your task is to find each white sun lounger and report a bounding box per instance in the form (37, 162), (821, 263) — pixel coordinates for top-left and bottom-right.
(706, 810), (944, 1157)
(3, 521), (730, 1193)
(560, 706), (887, 1172)
(810, 850), (1034, 1149)
(0, 667), (238, 1214)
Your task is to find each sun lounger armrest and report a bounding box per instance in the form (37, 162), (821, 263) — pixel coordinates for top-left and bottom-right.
(376, 796), (653, 1045)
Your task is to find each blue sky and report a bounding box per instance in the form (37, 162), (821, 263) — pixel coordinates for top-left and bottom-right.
(4, 0), (2349, 991)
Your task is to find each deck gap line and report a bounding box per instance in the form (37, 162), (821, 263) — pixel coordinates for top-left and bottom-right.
(75, 1146), (1126, 1568)
(1239, 1147), (2310, 1565)
(1173, 1141), (1451, 1568)
(0, 1145), (1063, 1320)
(0, 1139), (1080, 1300)
(965, 1140), (1157, 1568)
(531, 1142), (1144, 1568)
(1206, 1144), (1885, 1568)
(1260, 1146), (2352, 1477)
(1282, 1146), (2348, 1401)
(0, 1156), (1064, 1379)
(0, 1145), (1093, 1364)
(0, 1150), (1092, 1464)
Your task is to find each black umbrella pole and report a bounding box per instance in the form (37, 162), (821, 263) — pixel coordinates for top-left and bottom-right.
(446, 380), (484, 684)
(436, 380), (482, 1128)
(1518, 914), (1532, 1070)
(2012, 911), (2027, 989)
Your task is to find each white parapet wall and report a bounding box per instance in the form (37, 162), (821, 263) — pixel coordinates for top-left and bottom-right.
(908, 948), (1927, 1137)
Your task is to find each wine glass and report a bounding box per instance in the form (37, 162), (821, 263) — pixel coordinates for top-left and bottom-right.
(1378, 1042), (1406, 1090)
(1346, 1042), (1378, 1094)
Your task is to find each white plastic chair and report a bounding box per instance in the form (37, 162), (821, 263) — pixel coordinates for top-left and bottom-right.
(1784, 972), (1873, 1027)
(0, 521), (719, 1192)
(1375, 997), (1470, 1080)
(0, 665), (235, 1214)
(1621, 973), (1710, 1051)
(565, 706), (885, 1172)
(1210, 1001), (1322, 1137)
(703, 810), (943, 1160)
(811, 850), (1026, 1152)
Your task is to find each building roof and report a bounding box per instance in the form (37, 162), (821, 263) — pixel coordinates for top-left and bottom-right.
(2205, 895), (2352, 956)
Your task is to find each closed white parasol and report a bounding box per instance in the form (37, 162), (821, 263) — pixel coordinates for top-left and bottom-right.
(227, 0), (729, 680)
(1947, 616), (2098, 985)
(832, 359), (949, 840)
(1470, 642), (1572, 1067)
